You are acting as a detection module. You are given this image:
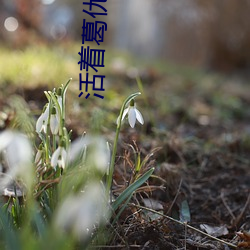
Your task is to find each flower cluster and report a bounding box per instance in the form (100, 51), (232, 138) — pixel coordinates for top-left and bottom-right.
(36, 90), (62, 136)
(0, 76), (150, 248)
(35, 84), (69, 173)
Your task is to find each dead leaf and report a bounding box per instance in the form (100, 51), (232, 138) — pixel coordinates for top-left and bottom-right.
(200, 224), (229, 237)
(143, 198), (163, 211)
(237, 231), (250, 248)
(142, 198), (164, 221)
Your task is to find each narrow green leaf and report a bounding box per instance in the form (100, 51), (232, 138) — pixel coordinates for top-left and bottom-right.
(0, 208), (21, 250)
(135, 152), (141, 172)
(112, 167), (154, 211)
(62, 78), (72, 98)
(112, 193), (133, 225)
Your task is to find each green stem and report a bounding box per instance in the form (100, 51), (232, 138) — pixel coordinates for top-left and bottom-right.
(49, 92), (63, 136)
(106, 92), (141, 196)
(45, 97), (53, 164)
(52, 134), (56, 152)
(61, 78), (71, 127)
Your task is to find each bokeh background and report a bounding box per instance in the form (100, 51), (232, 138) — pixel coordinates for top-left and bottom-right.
(2, 0), (250, 72)
(1, 0), (250, 136)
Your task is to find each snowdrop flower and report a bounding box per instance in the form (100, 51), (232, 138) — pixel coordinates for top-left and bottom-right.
(121, 99), (144, 128)
(51, 142), (67, 169)
(50, 106), (59, 135)
(35, 143), (43, 165)
(67, 135), (110, 173)
(87, 137), (110, 173)
(54, 182), (109, 240)
(56, 88), (63, 112)
(0, 130), (33, 190)
(36, 103), (50, 133)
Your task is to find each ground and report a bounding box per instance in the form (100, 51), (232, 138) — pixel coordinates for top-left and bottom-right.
(0, 45), (250, 249)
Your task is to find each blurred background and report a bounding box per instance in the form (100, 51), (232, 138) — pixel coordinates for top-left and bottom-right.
(1, 0), (250, 72)
(1, 0), (250, 136)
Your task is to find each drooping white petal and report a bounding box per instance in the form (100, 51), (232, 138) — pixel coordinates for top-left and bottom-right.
(41, 121), (48, 133)
(35, 149), (42, 164)
(121, 107), (129, 121)
(57, 158), (65, 169)
(128, 107), (136, 128)
(50, 114), (59, 135)
(51, 147), (61, 168)
(36, 104), (50, 134)
(117, 107), (129, 125)
(135, 109), (144, 125)
(59, 148), (67, 169)
(36, 113), (45, 133)
(51, 147), (67, 169)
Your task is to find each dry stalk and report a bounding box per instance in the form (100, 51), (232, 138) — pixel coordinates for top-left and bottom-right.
(130, 203), (237, 249)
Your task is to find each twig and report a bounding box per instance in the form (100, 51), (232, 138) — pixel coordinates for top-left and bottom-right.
(130, 203), (237, 249)
(89, 245), (141, 248)
(233, 192), (250, 227)
(221, 190), (236, 221)
(184, 221), (187, 250)
(166, 178), (183, 215)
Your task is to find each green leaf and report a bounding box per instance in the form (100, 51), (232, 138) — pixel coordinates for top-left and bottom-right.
(32, 209), (46, 237)
(112, 167), (154, 211)
(0, 208), (21, 250)
(135, 152), (141, 173)
(112, 193), (133, 225)
(61, 78), (71, 99)
(179, 199), (191, 222)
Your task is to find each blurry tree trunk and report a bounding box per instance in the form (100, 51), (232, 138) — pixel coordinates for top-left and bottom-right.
(205, 0), (250, 71)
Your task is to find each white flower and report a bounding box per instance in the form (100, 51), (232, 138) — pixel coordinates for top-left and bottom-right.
(35, 144), (43, 165)
(88, 137), (110, 173)
(0, 130), (33, 190)
(36, 104), (49, 133)
(50, 106), (59, 135)
(54, 182), (109, 240)
(121, 100), (144, 128)
(35, 148), (42, 164)
(67, 135), (110, 173)
(51, 145), (67, 169)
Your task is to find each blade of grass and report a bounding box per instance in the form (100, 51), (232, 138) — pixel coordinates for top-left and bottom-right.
(0, 208), (21, 250)
(112, 167), (154, 211)
(112, 193), (133, 225)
